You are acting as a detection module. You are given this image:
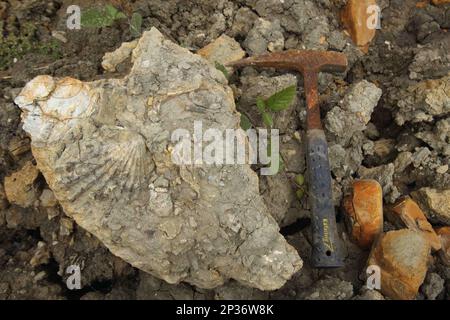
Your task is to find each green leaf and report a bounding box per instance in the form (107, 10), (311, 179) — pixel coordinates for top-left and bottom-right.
(256, 97), (266, 113)
(296, 188), (305, 199)
(130, 13), (143, 37)
(81, 5), (125, 28)
(81, 8), (105, 27)
(214, 61), (229, 79)
(262, 111), (273, 128)
(116, 11), (127, 19)
(240, 114), (252, 130)
(105, 4), (119, 18)
(266, 85), (297, 112)
(295, 174), (305, 186)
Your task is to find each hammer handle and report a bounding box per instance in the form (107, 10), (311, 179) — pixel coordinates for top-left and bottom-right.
(306, 129), (344, 268)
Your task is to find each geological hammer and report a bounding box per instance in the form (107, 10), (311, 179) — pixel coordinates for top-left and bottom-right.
(228, 50), (347, 268)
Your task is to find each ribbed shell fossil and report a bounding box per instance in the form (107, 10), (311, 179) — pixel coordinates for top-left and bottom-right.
(14, 28), (302, 290)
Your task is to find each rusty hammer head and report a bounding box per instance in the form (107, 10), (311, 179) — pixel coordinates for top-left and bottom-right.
(227, 49), (347, 76)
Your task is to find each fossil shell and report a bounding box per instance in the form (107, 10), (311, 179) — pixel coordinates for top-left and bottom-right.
(15, 28), (302, 290)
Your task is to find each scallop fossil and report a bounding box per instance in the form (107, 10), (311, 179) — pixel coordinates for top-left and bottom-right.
(15, 28), (302, 290)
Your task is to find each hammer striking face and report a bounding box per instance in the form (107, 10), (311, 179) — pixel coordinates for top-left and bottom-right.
(228, 50), (348, 268)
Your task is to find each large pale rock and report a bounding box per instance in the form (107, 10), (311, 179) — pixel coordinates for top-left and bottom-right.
(14, 28), (302, 290)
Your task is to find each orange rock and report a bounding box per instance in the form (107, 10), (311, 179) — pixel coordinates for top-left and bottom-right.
(4, 161), (40, 208)
(342, 0), (378, 47)
(391, 197), (441, 251)
(197, 34), (245, 66)
(368, 229), (431, 300)
(432, 0), (450, 5)
(435, 227), (450, 266)
(416, 1), (430, 8)
(343, 179), (383, 249)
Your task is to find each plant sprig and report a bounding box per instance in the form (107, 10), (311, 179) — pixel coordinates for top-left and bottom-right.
(81, 4), (143, 38)
(256, 85), (297, 127)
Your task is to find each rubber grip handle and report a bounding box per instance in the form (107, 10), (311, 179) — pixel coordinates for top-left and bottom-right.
(306, 129), (344, 268)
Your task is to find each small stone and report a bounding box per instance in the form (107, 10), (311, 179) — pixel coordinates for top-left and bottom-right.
(390, 197), (441, 251)
(30, 241), (50, 267)
(411, 188), (450, 225)
(367, 229), (431, 300)
(7, 137), (30, 159)
(299, 277), (353, 300)
(102, 39), (139, 72)
(51, 30), (67, 43)
(343, 179), (383, 249)
(59, 217), (74, 237)
(354, 286), (385, 300)
(230, 7), (258, 38)
(33, 271), (47, 283)
(243, 18), (284, 55)
(0, 183), (7, 210)
(373, 139), (396, 158)
(4, 161), (40, 208)
(39, 189), (57, 207)
(364, 122), (380, 140)
(436, 165), (448, 174)
(421, 273), (444, 300)
(325, 80), (382, 145)
(435, 227), (450, 266)
(394, 152), (413, 172)
(342, 0), (377, 48)
(197, 34), (245, 66)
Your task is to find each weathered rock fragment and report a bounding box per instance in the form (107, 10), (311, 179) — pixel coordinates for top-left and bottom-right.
(394, 75), (450, 125)
(4, 161), (40, 208)
(243, 18), (284, 55)
(343, 179), (383, 249)
(325, 80), (382, 145)
(390, 197), (441, 251)
(436, 227), (450, 265)
(197, 34), (245, 66)
(341, 0), (378, 48)
(298, 277), (354, 300)
(249, 0), (330, 50)
(101, 39), (139, 72)
(416, 118), (450, 157)
(421, 272), (444, 300)
(411, 188), (450, 225)
(14, 28), (302, 290)
(367, 229), (431, 300)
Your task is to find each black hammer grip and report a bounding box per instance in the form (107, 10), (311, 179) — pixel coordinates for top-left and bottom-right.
(306, 129), (344, 268)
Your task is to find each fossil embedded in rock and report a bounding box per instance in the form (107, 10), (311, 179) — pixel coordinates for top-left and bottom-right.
(14, 28), (302, 290)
